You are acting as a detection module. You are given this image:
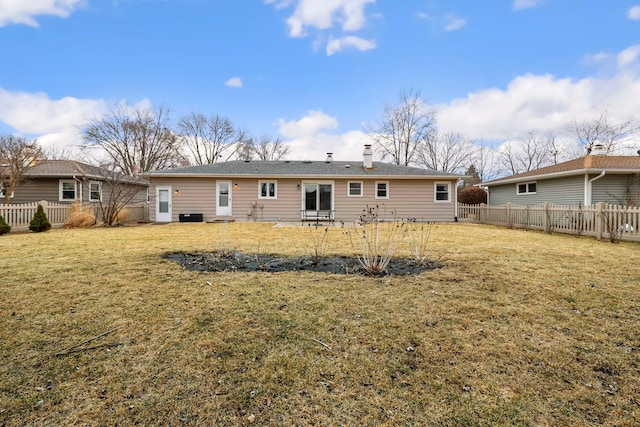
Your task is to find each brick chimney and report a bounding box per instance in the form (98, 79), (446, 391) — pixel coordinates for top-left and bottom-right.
(363, 144), (373, 169)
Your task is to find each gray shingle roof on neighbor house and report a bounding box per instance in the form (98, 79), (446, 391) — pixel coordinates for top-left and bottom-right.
(147, 160), (461, 179)
(24, 160), (112, 179)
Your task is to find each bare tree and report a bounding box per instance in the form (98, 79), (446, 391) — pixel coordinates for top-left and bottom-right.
(231, 128), (255, 161)
(252, 135), (290, 161)
(82, 105), (181, 175)
(568, 110), (637, 155)
(0, 135), (43, 204)
(473, 144), (501, 182)
(97, 170), (146, 226)
(500, 131), (555, 175)
(417, 131), (476, 173)
(178, 113), (238, 165)
(366, 88), (437, 166)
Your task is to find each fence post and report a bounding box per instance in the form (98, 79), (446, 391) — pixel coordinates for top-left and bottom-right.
(542, 203), (549, 231)
(595, 202), (605, 240)
(479, 203), (486, 223)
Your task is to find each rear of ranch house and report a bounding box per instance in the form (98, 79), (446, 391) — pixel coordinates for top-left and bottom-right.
(147, 154), (462, 224)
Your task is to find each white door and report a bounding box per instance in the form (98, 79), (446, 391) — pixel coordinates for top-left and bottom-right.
(216, 181), (232, 216)
(156, 187), (172, 222)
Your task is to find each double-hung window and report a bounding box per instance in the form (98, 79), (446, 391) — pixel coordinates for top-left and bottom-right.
(259, 181), (277, 199)
(348, 181), (363, 197)
(375, 181), (389, 199)
(0, 182), (13, 199)
(89, 181), (102, 202)
(59, 180), (77, 201)
(517, 182), (537, 195)
(435, 182), (451, 202)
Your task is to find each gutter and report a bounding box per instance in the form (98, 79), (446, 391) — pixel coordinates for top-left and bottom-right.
(585, 171), (605, 206)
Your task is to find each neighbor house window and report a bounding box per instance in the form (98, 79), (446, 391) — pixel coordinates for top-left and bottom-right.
(0, 182), (13, 199)
(259, 181), (277, 199)
(435, 182), (451, 202)
(59, 180), (77, 201)
(89, 181), (102, 202)
(348, 181), (363, 197)
(375, 181), (389, 199)
(517, 182), (537, 195)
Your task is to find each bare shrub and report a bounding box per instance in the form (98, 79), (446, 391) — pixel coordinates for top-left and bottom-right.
(348, 205), (406, 276)
(407, 220), (433, 265)
(65, 202), (96, 228)
(308, 225), (330, 265)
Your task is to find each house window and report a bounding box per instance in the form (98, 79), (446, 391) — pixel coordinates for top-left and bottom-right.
(375, 181), (389, 199)
(59, 180), (77, 201)
(517, 182), (537, 195)
(0, 182), (13, 199)
(348, 181), (363, 197)
(435, 182), (451, 202)
(89, 181), (102, 202)
(259, 181), (277, 199)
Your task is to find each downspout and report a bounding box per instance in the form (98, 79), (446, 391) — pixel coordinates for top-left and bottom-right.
(73, 175), (83, 203)
(585, 171), (605, 206)
(454, 179), (460, 222)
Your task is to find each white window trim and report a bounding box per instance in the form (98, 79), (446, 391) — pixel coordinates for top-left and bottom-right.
(59, 179), (77, 201)
(258, 180), (277, 199)
(89, 181), (102, 202)
(347, 181), (363, 197)
(375, 181), (389, 199)
(516, 181), (538, 195)
(434, 181), (451, 203)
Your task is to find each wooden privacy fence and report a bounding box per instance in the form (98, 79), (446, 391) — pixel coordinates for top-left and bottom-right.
(0, 201), (72, 230)
(0, 201), (149, 231)
(458, 202), (640, 242)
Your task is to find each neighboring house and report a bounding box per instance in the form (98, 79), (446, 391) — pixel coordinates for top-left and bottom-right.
(146, 145), (463, 223)
(0, 160), (149, 205)
(482, 154), (640, 207)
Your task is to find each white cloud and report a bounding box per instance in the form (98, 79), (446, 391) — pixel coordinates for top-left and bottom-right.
(0, 0), (85, 27)
(277, 110), (338, 139)
(628, 5), (640, 20)
(326, 35), (375, 56)
(282, 0), (375, 37)
(618, 45), (640, 70)
(444, 15), (467, 32)
(512, 0), (542, 11)
(225, 77), (243, 88)
(437, 55), (640, 143)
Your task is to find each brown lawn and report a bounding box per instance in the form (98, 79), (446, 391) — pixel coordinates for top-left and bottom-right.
(0, 222), (639, 426)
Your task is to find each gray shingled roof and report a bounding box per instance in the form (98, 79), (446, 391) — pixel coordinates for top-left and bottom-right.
(23, 160), (148, 184)
(24, 160), (112, 179)
(147, 160), (460, 179)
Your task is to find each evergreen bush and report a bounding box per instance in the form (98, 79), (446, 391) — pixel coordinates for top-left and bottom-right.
(29, 204), (51, 232)
(0, 215), (10, 235)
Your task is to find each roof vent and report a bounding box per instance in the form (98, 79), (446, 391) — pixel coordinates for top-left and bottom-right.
(244, 160), (250, 163)
(303, 160), (312, 164)
(325, 153), (333, 163)
(284, 160), (290, 163)
(345, 164), (351, 168)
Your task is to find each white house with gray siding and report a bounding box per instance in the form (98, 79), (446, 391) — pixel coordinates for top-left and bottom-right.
(482, 155), (640, 207)
(146, 146), (462, 223)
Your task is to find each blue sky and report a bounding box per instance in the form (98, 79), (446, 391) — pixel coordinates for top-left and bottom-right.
(0, 0), (639, 163)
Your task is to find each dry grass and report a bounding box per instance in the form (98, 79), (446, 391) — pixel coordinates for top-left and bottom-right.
(1, 222), (639, 426)
(64, 202), (96, 228)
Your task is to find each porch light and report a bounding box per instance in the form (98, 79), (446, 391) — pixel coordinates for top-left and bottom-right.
(296, 184), (301, 190)
(233, 183), (239, 189)
(174, 189), (180, 196)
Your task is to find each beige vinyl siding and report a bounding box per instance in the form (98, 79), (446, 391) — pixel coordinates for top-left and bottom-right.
(489, 175), (585, 206)
(150, 177), (216, 222)
(592, 174), (640, 205)
(150, 177), (458, 222)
